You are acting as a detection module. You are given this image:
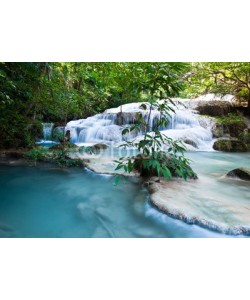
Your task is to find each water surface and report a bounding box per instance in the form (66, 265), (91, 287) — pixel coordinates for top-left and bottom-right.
(0, 151), (249, 238)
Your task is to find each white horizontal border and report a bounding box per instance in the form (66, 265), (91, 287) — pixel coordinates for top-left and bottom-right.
(0, 239), (250, 300)
(0, 0), (249, 61)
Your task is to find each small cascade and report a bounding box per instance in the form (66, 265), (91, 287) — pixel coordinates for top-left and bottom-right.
(42, 123), (54, 140)
(37, 123), (56, 144)
(66, 101), (216, 150)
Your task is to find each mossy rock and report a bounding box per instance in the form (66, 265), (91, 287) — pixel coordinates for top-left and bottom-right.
(226, 168), (250, 181)
(227, 121), (248, 137)
(212, 121), (247, 138)
(239, 129), (250, 143)
(213, 139), (248, 152)
(91, 143), (108, 151)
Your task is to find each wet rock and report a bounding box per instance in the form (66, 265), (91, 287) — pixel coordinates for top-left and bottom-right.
(92, 143), (108, 150)
(226, 168), (250, 181)
(211, 123), (226, 138)
(212, 121), (247, 138)
(81, 143), (108, 154)
(117, 112), (139, 125)
(147, 182), (160, 194)
(183, 139), (198, 148)
(196, 100), (233, 117)
(144, 177), (161, 194)
(213, 139), (248, 152)
(65, 130), (71, 142)
(198, 116), (215, 129)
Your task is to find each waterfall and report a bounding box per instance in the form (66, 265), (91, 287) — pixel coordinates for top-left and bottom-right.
(65, 101), (215, 151)
(38, 123), (54, 143)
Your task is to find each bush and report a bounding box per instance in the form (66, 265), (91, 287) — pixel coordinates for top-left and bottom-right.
(114, 99), (197, 184)
(25, 146), (84, 167)
(50, 149), (84, 167)
(24, 147), (50, 165)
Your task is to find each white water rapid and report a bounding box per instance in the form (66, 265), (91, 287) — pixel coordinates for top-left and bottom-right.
(66, 100), (215, 151)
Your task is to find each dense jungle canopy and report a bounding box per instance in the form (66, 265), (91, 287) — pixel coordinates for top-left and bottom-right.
(0, 62), (249, 149)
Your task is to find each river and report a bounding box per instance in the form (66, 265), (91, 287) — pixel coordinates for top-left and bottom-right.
(0, 151), (249, 238)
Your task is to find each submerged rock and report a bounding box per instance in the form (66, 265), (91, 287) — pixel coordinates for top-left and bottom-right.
(213, 139), (248, 152)
(226, 168), (250, 181)
(183, 139), (198, 148)
(92, 143), (108, 150)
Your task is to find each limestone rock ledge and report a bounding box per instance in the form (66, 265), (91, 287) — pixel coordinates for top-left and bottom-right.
(148, 177), (250, 236)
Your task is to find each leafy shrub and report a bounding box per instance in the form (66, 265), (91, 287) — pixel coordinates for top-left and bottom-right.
(50, 150), (84, 167)
(25, 146), (84, 167)
(24, 147), (50, 165)
(114, 99), (197, 184)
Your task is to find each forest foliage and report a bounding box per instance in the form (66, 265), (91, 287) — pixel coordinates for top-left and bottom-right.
(0, 62), (249, 149)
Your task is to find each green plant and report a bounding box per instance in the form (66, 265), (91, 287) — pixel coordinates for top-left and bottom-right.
(52, 130), (64, 142)
(50, 149), (83, 167)
(24, 147), (50, 165)
(215, 113), (243, 125)
(114, 99), (197, 185)
(25, 144), (84, 168)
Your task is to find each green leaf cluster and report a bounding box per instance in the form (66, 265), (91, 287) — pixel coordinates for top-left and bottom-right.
(215, 113), (244, 125)
(115, 98), (197, 181)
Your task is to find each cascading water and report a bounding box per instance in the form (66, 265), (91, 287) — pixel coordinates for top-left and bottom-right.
(37, 123), (55, 144)
(42, 123), (54, 140)
(66, 100), (215, 151)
